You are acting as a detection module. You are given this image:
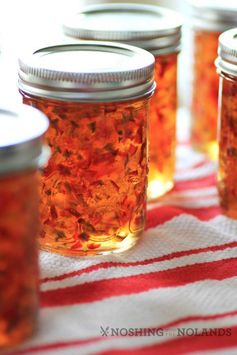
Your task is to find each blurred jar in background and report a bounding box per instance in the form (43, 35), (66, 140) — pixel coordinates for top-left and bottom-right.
(63, 3), (182, 201)
(0, 106), (48, 349)
(77, 0), (178, 8)
(188, 0), (237, 161)
(216, 29), (237, 219)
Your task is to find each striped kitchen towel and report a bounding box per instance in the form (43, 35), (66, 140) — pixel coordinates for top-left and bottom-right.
(9, 145), (237, 355)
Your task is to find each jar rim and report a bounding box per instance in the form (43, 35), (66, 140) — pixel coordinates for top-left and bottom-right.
(18, 42), (155, 102)
(0, 105), (49, 174)
(187, 0), (237, 31)
(62, 3), (182, 54)
(216, 28), (237, 77)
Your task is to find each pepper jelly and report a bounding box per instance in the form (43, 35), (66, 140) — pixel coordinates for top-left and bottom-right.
(216, 29), (237, 218)
(0, 106), (48, 349)
(18, 42), (155, 256)
(63, 3), (182, 201)
(188, 0), (237, 160)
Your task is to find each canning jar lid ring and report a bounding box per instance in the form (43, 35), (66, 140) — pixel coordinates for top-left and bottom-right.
(62, 3), (182, 51)
(187, 0), (237, 30)
(0, 105), (49, 174)
(216, 28), (237, 77)
(0, 146), (50, 176)
(18, 41), (155, 102)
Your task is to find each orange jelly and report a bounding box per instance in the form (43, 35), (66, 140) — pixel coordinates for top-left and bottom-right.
(22, 96), (149, 255)
(0, 172), (39, 348)
(188, 0), (237, 160)
(148, 53), (177, 200)
(19, 43), (155, 256)
(0, 106), (48, 349)
(63, 3), (182, 200)
(191, 30), (220, 160)
(216, 29), (237, 218)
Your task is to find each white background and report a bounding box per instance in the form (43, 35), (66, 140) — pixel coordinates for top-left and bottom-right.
(0, 0), (189, 126)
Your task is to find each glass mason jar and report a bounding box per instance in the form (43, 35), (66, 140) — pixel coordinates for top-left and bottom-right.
(216, 28), (237, 218)
(18, 42), (155, 256)
(188, 0), (237, 160)
(0, 106), (48, 349)
(63, 3), (183, 201)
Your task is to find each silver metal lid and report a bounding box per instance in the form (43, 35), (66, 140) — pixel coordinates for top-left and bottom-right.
(216, 28), (237, 77)
(62, 4), (183, 55)
(0, 105), (49, 175)
(18, 42), (155, 102)
(187, 0), (237, 31)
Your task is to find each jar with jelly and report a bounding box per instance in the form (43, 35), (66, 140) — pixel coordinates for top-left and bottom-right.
(0, 106), (48, 349)
(188, 0), (237, 160)
(63, 3), (183, 201)
(215, 28), (237, 218)
(18, 42), (155, 256)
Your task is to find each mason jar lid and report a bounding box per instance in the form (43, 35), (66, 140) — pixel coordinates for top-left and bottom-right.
(0, 105), (49, 175)
(18, 42), (155, 102)
(216, 28), (237, 77)
(187, 0), (237, 31)
(62, 4), (183, 55)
